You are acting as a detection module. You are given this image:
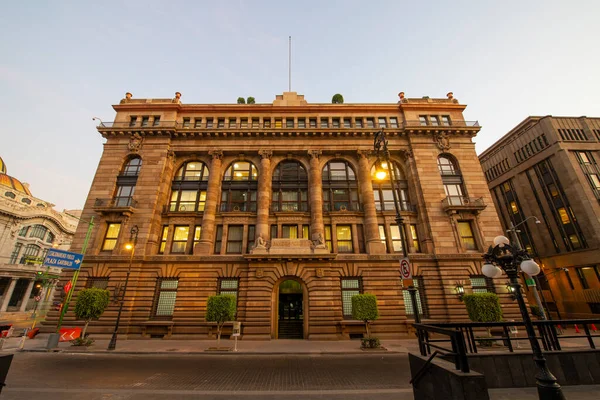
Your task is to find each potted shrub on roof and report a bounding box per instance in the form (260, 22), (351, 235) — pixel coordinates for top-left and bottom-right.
(206, 294), (237, 349)
(72, 287), (110, 346)
(352, 293), (381, 349)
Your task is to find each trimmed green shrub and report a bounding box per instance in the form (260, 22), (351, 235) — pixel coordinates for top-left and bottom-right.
(463, 292), (503, 338)
(331, 93), (344, 104)
(206, 294), (237, 346)
(237, 97), (246, 104)
(352, 293), (379, 339)
(71, 337), (95, 347)
(246, 97), (256, 104)
(73, 288), (110, 338)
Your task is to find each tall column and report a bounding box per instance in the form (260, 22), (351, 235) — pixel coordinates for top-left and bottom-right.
(195, 151), (223, 255)
(357, 151), (386, 254)
(308, 150), (325, 241)
(19, 279), (35, 312)
(256, 150), (273, 241)
(0, 278), (18, 312)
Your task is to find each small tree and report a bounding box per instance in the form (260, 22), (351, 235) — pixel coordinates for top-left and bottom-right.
(352, 293), (379, 339)
(332, 93), (344, 104)
(237, 97), (246, 104)
(246, 96), (256, 104)
(74, 288), (110, 338)
(206, 294), (236, 346)
(463, 292), (503, 338)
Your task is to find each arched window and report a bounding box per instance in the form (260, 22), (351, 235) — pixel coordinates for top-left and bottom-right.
(322, 160), (360, 211)
(30, 225), (48, 240)
(46, 231), (55, 244)
(221, 161), (258, 212)
(20, 244), (41, 264)
(272, 160), (308, 212)
(5, 192), (15, 199)
(114, 156), (142, 207)
(438, 155), (466, 205)
(170, 161), (210, 212)
(21, 198), (31, 204)
(371, 161), (410, 211)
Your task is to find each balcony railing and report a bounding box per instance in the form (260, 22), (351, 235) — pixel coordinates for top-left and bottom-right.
(93, 197), (138, 209)
(376, 202), (417, 212)
(97, 121), (177, 129)
(441, 196), (486, 213)
(271, 203), (309, 212)
(403, 120), (480, 128)
(323, 203), (362, 212)
(220, 203), (257, 212)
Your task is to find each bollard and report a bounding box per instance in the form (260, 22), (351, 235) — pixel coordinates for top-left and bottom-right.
(46, 333), (60, 350)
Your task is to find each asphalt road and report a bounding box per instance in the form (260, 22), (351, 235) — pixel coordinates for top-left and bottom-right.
(2, 352), (413, 400)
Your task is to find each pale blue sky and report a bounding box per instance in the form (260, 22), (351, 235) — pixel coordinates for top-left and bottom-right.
(1, 1), (598, 210)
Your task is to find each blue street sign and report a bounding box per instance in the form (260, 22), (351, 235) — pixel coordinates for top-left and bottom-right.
(43, 249), (84, 270)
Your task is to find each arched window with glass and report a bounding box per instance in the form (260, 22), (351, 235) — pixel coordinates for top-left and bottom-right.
(221, 161), (258, 212)
(114, 156), (142, 207)
(371, 161), (410, 211)
(272, 160), (308, 212)
(169, 161), (210, 212)
(438, 155), (466, 206)
(322, 160), (360, 211)
(20, 243), (41, 264)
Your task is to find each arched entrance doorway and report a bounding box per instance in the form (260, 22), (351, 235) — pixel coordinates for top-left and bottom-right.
(277, 279), (304, 339)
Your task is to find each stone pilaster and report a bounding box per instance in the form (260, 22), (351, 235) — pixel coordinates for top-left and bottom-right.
(357, 150), (386, 254)
(19, 279), (35, 312)
(256, 150), (273, 241)
(195, 150), (223, 255)
(308, 150), (324, 241)
(0, 278), (17, 312)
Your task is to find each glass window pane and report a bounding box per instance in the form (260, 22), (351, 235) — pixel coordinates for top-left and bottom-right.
(173, 226), (189, 241)
(336, 226), (352, 240)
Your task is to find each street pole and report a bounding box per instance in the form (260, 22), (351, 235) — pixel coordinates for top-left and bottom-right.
(108, 225), (138, 351)
(56, 216), (94, 332)
(507, 221), (546, 320)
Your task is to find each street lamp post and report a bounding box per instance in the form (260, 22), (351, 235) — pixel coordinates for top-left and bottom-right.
(483, 235), (564, 399)
(107, 225), (139, 351)
(373, 129), (420, 323)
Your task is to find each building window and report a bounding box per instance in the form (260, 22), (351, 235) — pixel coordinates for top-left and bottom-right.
(575, 266), (599, 289)
(302, 225), (310, 239)
(129, 116), (137, 127)
(286, 118), (294, 128)
(441, 116), (451, 126)
(226, 225), (243, 254)
(410, 224), (420, 252)
(171, 161), (209, 212)
(115, 157), (142, 207)
(344, 118), (352, 128)
(320, 118), (328, 128)
(324, 225), (333, 251)
(470, 276), (494, 293)
(159, 226), (168, 254)
(419, 116), (428, 126)
(270, 224), (278, 239)
(322, 160), (359, 211)
(371, 162), (410, 211)
(194, 118), (202, 128)
(309, 118), (316, 128)
(217, 119), (225, 128)
(378, 225), (388, 252)
(390, 225), (403, 253)
(336, 225), (353, 253)
(19, 226), (29, 236)
(214, 225), (223, 254)
(240, 118), (248, 128)
(390, 117), (399, 128)
(564, 269), (575, 289)
(218, 278), (239, 298)
(229, 118), (237, 128)
(20, 244), (41, 264)
(9, 243), (22, 264)
(366, 118), (375, 128)
(355, 118), (363, 128)
(282, 225), (298, 238)
(275, 118), (283, 128)
(341, 278), (362, 318)
(141, 116), (149, 127)
(264, 119), (271, 128)
(22, 198), (31, 205)
(102, 223), (121, 251)
(377, 117), (387, 128)
(357, 225), (366, 253)
(30, 225), (48, 240)
(171, 226), (189, 254)
(183, 118), (190, 128)
(332, 118), (340, 128)
(252, 118), (259, 128)
(86, 277), (109, 289)
(272, 160), (308, 212)
(439, 155), (466, 206)
(403, 277), (426, 316)
(430, 116), (439, 126)
(298, 118), (306, 128)
(152, 279), (178, 319)
(5, 192), (15, 199)
(457, 221), (477, 250)
(206, 118), (214, 128)
(246, 225), (255, 253)
(114, 185), (135, 207)
(575, 151), (600, 199)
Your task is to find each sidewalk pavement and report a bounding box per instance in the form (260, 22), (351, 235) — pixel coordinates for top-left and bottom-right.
(1, 334), (422, 354)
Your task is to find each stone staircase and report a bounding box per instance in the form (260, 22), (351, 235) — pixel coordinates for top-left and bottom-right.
(278, 320), (303, 339)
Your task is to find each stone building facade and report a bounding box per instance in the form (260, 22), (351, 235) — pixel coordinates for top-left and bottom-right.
(47, 91), (517, 339)
(480, 116), (600, 319)
(0, 157), (79, 320)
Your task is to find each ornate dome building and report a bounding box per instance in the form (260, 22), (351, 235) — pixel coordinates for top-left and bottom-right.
(0, 156), (80, 320)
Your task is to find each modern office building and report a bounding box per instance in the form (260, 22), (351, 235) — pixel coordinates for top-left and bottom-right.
(0, 156), (79, 320)
(47, 91), (517, 339)
(479, 116), (600, 318)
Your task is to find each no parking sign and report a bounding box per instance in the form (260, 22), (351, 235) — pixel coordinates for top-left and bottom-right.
(400, 258), (412, 280)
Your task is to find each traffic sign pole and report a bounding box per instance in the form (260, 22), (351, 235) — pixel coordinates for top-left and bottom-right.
(56, 216), (94, 332)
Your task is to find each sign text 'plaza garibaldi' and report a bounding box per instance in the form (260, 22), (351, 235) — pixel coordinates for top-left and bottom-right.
(46, 91), (520, 339)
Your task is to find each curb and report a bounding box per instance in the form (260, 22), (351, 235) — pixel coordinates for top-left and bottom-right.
(19, 349), (404, 356)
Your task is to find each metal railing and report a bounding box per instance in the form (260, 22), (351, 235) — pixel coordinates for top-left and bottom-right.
(219, 203), (257, 212)
(323, 203), (362, 212)
(413, 323), (470, 373)
(403, 120), (480, 128)
(416, 320), (600, 355)
(93, 198), (138, 208)
(441, 196), (485, 208)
